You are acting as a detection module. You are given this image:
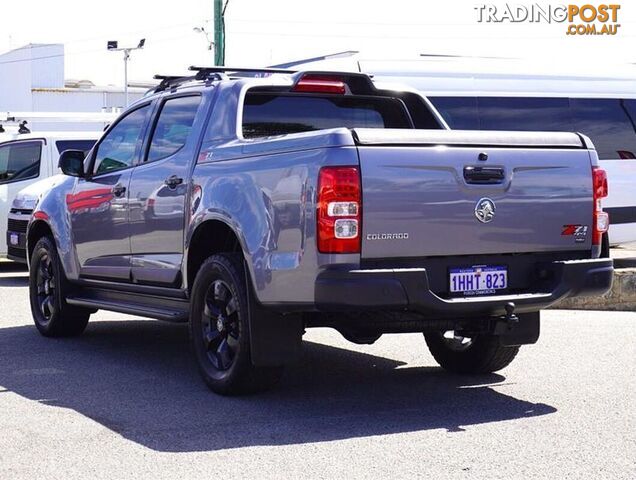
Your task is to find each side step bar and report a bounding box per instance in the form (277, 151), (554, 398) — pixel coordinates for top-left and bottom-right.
(66, 288), (190, 322)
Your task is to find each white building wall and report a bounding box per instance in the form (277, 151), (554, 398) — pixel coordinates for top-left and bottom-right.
(0, 44), (145, 132)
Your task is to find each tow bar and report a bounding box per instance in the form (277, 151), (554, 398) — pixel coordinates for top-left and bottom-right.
(494, 302), (541, 346)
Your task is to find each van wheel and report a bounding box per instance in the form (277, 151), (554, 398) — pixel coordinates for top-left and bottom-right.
(189, 253), (283, 395)
(29, 236), (90, 337)
(424, 331), (520, 374)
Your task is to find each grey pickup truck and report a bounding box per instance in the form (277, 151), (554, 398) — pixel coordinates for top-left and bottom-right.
(26, 67), (613, 395)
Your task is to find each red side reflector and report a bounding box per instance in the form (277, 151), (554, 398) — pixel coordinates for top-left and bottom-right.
(293, 74), (346, 94)
(317, 166), (361, 253)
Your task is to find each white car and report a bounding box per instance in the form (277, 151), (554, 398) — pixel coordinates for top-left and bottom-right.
(3, 132), (99, 262)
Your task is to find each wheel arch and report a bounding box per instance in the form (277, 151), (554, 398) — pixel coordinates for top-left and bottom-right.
(186, 218), (250, 294)
(26, 219), (54, 267)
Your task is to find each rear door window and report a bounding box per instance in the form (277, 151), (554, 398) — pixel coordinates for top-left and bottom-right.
(0, 140), (42, 184)
(570, 98), (636, 160)
(146, 95), (201, 162)
(242, 93), (412, 138)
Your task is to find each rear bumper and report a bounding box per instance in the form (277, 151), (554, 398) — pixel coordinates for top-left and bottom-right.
(315, 258), (613, 317)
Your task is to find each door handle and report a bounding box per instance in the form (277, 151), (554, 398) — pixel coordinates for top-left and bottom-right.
(164, 175), (184, 189)
(112, 183), (126, 197)
(463, 166), (505, 184)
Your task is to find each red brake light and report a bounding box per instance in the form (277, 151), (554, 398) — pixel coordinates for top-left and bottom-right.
(592, 167), (609, 246)
(317, 167), (361, 253)
(293, 74), (346, 94)
(593, 167), (608, 199)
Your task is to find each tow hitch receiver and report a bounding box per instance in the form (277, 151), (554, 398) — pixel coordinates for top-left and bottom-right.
(503, 302), (519, 325)
(494, 303), (540, 346)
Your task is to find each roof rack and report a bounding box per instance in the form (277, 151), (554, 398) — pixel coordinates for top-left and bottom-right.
(188, 65), (296, 80)
(150, 66), (298, 94)
(152, 74), (197, 93)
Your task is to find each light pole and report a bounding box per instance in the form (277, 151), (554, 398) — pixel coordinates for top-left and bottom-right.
(107, 39), (145, 107)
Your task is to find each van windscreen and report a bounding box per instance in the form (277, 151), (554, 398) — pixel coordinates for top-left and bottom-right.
(242, 92), (413, 139)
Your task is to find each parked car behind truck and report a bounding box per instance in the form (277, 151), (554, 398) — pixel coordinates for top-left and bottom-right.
(25, 68), (613, 395)
(2, 133), (99, 262)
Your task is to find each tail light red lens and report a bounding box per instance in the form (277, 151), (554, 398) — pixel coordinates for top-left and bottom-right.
(317, 166), (361, 253)
(293, 74), (346, 94)
(592, 167), (609, 246)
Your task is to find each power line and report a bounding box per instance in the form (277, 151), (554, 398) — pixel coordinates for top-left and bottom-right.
(227, 29), (636, 40)
(229, 18), (636, 27)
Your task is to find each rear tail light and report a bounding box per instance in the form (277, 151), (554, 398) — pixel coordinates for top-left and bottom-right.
(293, 74), (346, 94)
(592, 166), (609, 246)
(317, 166), (361, 253)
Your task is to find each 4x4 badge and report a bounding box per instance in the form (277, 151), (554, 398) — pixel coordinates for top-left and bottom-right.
(475, 198), (496, 223)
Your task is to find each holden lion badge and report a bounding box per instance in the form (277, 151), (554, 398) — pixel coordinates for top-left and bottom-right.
(475, 198), (496, 223)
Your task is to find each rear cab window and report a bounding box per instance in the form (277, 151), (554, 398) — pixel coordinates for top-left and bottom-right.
(242, 92), (414, 139)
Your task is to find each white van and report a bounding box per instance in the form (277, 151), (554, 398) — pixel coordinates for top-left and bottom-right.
(1, 132), (100, 260)
(358, 57), (636, 248)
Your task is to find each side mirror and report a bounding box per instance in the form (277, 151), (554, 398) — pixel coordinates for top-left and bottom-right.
(58, 150), (86, 177)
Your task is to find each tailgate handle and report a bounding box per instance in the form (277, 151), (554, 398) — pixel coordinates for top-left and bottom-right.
(463, 166), (505, 184)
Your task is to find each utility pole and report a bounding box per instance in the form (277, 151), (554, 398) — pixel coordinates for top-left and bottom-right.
(214, 0), (227, 65)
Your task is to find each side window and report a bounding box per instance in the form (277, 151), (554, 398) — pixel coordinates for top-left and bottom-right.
(478, 97), (572, 131)
(0, 141), (42, 185)
(146, 96), (201, 163)
(93, 105), (150, 175)
(571, 98), (636, 160)
(428, 97), (479, 129)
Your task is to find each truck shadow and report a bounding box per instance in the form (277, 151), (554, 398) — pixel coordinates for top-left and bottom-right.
(0, 320), (556, 452)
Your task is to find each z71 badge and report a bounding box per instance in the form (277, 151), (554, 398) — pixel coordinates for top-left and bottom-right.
(562, 224), (589, 243)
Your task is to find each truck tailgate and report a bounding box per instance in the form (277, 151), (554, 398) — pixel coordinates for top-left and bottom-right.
(354, 129), (593, 259)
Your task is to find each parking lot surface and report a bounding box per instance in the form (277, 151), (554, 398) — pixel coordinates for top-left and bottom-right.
(0, 262), (634, 479)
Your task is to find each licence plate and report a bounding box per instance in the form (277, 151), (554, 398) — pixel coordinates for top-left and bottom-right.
(9, 233), (19, 246)
(449, 265), (508, 295)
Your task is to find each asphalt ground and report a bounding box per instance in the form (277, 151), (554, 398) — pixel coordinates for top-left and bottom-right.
(0, 261), (634, 479)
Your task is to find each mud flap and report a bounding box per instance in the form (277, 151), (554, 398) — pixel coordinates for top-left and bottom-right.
(245, 268), (303, 367)
(495, 311), (540, 346)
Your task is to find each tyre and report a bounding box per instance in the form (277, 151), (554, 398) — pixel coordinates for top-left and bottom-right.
(189, 253), (283, 395)
(29, 236), (90, 337)
(424, 331), (520, 374)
